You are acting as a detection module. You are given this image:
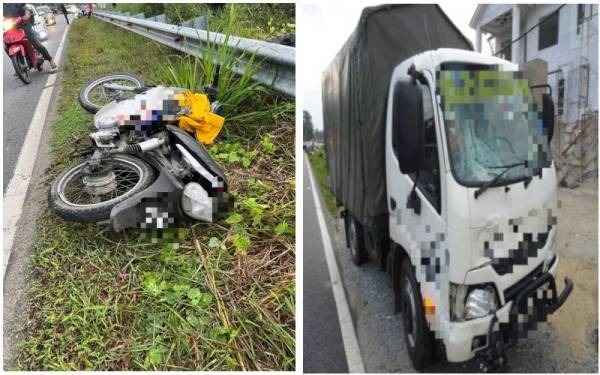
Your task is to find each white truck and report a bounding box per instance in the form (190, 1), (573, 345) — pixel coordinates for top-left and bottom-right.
(322, 4), (573, 371)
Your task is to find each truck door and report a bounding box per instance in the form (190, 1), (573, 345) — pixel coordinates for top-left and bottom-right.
(387, 71), (449, 328)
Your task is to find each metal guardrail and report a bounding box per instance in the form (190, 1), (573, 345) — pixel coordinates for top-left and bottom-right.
(92, 11), (295, 96)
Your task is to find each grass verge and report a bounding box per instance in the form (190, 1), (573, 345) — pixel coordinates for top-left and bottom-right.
(14, 16), (294, 371)
(307, 147), (338, 216)
(113, 3), (295, 40)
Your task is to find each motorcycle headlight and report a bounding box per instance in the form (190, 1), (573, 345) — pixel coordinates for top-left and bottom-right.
(465, 286), (498, 320)
(181, 182), (213, 222)
(3, 18), (14, 32)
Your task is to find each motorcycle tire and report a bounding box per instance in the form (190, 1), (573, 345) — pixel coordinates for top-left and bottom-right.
(10, 54), (31, 84)
(78, 72), (145, 114)
(48, 155), (156, 223)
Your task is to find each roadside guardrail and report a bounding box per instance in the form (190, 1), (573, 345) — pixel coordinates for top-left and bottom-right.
(93, 11), (295, 96)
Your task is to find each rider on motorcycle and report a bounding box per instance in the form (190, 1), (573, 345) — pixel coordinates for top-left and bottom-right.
(3, 3), (57, 69)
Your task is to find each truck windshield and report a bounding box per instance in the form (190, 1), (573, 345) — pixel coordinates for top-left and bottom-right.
(438, 65), (551, 186)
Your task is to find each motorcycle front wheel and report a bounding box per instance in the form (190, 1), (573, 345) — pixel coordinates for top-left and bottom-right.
(48, 155), (156, 223)
(79, 72), (145, 114)
(10, 53), (31, 84)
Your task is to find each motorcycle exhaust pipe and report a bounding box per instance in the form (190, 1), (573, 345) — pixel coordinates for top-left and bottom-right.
(124, 138), (164, 154)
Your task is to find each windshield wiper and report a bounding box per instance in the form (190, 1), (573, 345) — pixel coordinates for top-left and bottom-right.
(474, 161), (527, 199)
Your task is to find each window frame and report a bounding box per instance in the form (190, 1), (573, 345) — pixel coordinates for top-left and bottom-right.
(408, 81), (442, 214)
(538, 10), (559, 51)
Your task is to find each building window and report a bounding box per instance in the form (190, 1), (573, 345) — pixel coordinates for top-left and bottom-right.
(577, 4), (585, 34)
(538, 10), (559, 50)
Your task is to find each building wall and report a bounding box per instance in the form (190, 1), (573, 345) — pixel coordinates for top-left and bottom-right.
(476, 4), (598, 124)
(521, 4), (598, 124)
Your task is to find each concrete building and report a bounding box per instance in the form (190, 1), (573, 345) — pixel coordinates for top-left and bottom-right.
(470, 4), (597, 124)
(470, 4), (598, 185)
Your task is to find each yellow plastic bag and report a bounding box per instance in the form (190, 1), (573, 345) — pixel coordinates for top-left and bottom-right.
(176, 90), (225, 144)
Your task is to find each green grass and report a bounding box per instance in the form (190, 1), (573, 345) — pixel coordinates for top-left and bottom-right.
(15, 16), (294, 371)
(308, 147), (339, 216)
(113, 3), (295, 40)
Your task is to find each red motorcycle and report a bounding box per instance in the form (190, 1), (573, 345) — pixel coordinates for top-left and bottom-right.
(3, 16), (44, 84)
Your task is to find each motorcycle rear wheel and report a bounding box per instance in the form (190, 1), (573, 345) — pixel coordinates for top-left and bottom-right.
(79, 72), (145, 114)
(10, 53), (31, 84)
(48, 155), (156, 223)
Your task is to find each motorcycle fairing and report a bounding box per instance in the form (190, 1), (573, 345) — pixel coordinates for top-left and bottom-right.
(7, 43), (24, 56)
(110, 166), (184, 232)
(110, 127), (230, 232)
(165, 125), (228, 188)
(3, 27), (25, 44)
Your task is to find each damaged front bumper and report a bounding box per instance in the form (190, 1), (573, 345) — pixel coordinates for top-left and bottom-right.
(444, 256), (573, 365)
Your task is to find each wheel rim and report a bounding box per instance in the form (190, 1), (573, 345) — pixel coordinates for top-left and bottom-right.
(19, 55), (29, 78)
(402, 276), (418, 348)
(14, 54), (29, 80)
(349, 220), (357, 258)
(57, 158), (145, 207)
(83, 75), (142, 109)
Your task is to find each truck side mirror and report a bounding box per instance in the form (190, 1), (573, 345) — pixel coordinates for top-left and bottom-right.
(542, 93), (555, 143)
(392, 79), (424, 174)
(530, 84), (555, 145)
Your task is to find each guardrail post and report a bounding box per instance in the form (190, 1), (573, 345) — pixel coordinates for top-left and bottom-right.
(182, 16), (207, 30)
(153, 14), (166, 23)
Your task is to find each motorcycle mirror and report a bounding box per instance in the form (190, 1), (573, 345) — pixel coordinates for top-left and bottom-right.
(205, 65), (220, 102)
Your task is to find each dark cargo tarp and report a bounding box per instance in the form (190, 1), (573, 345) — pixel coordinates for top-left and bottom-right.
(322, 4), (473, 224)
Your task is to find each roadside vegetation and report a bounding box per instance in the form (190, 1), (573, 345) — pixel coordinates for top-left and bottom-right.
(113, 3), (295, 40)
(307, 147), (338, 215)
(15, 7), (294, 371)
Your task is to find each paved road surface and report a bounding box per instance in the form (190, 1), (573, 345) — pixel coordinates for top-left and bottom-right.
(303, 157), (349, 373)
(3, 15), (69, 191)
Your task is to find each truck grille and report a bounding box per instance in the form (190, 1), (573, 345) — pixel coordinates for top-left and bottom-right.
(503, 254), (556, 303)
(491, 228), (551, 276)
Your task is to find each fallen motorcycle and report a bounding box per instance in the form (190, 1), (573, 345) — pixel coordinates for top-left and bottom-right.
(48, 71), (230, 231)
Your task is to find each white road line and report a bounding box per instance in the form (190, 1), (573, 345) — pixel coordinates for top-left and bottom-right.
(3, 24), (70, 277)
(305, 154), (365, 373)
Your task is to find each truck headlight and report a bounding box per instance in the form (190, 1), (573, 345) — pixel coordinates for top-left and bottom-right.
(181, 182), (213, 222)
(465, 286), (498, 320)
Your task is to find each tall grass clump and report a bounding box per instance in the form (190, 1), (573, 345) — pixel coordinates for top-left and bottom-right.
(160, 5), (267, 118)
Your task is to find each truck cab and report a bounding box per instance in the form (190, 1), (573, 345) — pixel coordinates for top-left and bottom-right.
(383, 48), (573, 369)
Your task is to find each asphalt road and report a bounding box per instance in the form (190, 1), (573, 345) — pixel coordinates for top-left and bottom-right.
(305, 158), (597, 373)
(3, 14), (70, 367)
(3, 15), (69, 191)
(303, 157), (349, 373)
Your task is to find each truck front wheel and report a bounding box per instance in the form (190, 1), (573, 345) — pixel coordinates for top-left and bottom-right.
(400, 258), (434, 370)
(347, 216), (367, 265)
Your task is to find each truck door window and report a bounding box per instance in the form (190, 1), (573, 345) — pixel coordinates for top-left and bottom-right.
(411, 84), (441, 213)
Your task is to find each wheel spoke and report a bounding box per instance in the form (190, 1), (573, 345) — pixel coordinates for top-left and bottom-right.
(60, 159), (143, 206)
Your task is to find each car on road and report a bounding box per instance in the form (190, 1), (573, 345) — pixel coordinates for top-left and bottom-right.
(67, 4), (79, 14)
(24, 4), (48, 41)
(36, 5), (56, 26)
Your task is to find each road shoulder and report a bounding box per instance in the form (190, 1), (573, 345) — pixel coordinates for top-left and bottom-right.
(3, 55), (67, 369)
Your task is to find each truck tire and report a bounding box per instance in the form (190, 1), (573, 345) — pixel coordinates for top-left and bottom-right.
(400, 258), (434, 370)
(347, 216), (367, 265)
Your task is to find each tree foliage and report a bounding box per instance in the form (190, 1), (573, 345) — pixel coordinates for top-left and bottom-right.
(303, 110), (314, 142)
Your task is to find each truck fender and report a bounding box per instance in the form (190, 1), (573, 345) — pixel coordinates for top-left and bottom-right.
(389, 243), (406, 314)
(341, 210), (350, 248)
